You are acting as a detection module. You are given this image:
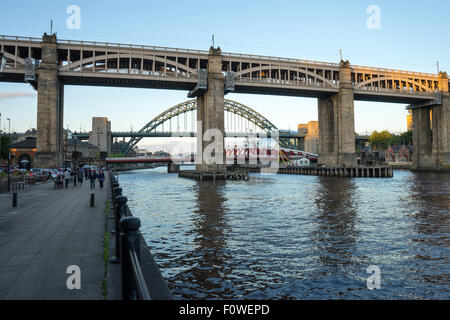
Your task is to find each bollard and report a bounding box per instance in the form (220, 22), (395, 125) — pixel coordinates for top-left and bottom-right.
(120, 216), (141, 300)
(12, 192), (17, 207)
(112, 186), (122, 205)
(111, 187), (122, 219)
(90, 193), (95, 207)
(110, 196), (128, 264)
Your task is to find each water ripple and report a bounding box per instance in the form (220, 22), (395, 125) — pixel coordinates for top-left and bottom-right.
(119, 168), (450, 299)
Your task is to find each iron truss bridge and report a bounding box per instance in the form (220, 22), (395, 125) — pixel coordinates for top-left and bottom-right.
(75, 99), (302, 153)
(1, 35), (448, 104)
(118, 99), (297, 154)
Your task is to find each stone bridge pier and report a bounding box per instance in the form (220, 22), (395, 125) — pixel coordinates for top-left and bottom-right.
(195, 47), (226, 174)
(318, 60), (356, 167)
(411, 72), (449, 169)
(35, 33), (64, 169)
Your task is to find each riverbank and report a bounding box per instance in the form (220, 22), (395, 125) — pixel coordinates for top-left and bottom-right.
(0, 178), (109, 299)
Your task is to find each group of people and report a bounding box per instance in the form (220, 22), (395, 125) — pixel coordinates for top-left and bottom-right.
(54, 167), (106, 190)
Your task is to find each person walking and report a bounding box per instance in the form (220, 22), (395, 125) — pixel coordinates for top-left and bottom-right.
(90, 170), (98, 190)
(98, 170), (105, 189)
(84, 168), (89, 180)
(77, 168), (83, 186)
(64, 169), (71, 189)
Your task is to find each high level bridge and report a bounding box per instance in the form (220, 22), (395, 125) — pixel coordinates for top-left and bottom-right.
(1, 34), (448, 170)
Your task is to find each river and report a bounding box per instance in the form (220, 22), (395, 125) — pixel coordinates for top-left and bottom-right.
(118, 168), (449, 299)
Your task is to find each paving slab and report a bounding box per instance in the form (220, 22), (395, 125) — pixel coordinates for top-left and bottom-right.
(0, 176), (110, 300)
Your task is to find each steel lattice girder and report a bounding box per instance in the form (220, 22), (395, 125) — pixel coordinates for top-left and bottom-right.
(121, 99), (285, 154)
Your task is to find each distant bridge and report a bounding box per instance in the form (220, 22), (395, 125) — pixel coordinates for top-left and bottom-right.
(75, 99), (304, 153)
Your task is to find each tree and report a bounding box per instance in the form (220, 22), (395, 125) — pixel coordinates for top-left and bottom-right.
(0, 136), (11, 160)
(388, 130), (413, 147)
(400, 130), (413, 145)
(370, 130), (392, 150)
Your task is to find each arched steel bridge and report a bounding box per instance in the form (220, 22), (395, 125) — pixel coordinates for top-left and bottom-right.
(120, 99), (291, 154)
(1, 35), (447, 104)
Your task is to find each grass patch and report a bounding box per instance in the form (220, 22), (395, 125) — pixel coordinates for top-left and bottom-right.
(102, 199), (110, 300)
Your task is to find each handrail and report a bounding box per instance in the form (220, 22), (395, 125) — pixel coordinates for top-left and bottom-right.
(110, 170), (151, 300)
(2, 34), (448, 80)
(0, 35), (42, 42)
(129, 249), (151, 300)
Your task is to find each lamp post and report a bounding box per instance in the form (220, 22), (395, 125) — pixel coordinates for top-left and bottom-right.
(73, 131), (78, 170)
(7, 118), (11, 192)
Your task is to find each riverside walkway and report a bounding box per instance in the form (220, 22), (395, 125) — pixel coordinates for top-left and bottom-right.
(0, 177), (108, 299)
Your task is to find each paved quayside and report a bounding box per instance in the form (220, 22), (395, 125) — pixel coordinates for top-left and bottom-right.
(0, 177), (108, 299)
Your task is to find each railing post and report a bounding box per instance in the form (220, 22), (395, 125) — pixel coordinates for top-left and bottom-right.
(120, 216), (141, 300)
(110, 196), (127, 264)
(12, 192), (17, 207)
(90, 193), (95, 207)
(111, 187), (122, 219)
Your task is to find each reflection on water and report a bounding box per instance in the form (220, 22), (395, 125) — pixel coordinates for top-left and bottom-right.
(119, 168), (450, 299)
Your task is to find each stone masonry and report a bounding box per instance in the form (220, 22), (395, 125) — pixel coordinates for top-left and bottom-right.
(196, 47), (226, 173)
(318, 60), (356, 167)
(35, 33), (64, 168)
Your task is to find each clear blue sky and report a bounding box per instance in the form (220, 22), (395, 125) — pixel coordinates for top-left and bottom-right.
(1, 0), (449, 141)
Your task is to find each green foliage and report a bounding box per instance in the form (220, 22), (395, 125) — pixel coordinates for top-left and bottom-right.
(107, 153), (125, 158)
(369, 130), (392, 150)
(0, 136), (11, 160)
(369, 130), (413, 150)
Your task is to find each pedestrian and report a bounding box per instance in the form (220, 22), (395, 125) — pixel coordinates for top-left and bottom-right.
(90, 170), (98, 190)
(98, 169), (105, 189)
(64, 169), (71, 189)
(77, 168), (83, 186)
(85, 168), (89, 180)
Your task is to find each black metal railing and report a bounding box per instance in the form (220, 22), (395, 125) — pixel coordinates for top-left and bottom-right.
(109, 170), (151, 300)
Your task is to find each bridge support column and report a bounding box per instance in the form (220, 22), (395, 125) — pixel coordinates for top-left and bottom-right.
(35, 33), (64, 169)
(195, 47), (226, 173)
(412, 107), (433, 168)
(431, 93), (450, 168)
(167, 161), (180, 173)
(318, 60), (356, 167)
(412, 72), (450, 170)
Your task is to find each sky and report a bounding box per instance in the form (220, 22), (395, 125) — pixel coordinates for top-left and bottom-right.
(0, 0), (449, 149)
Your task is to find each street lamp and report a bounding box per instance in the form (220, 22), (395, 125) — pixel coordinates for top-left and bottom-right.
(73, 131), (78, 170)
(6, 118), (11, 192)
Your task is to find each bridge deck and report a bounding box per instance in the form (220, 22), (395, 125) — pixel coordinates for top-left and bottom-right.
(1, 34), (447, 104)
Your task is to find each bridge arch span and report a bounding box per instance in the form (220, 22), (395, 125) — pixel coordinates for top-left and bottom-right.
(121, 99), (279, 154)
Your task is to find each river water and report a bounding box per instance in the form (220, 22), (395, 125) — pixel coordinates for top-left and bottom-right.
(119, 168), (449, 299)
